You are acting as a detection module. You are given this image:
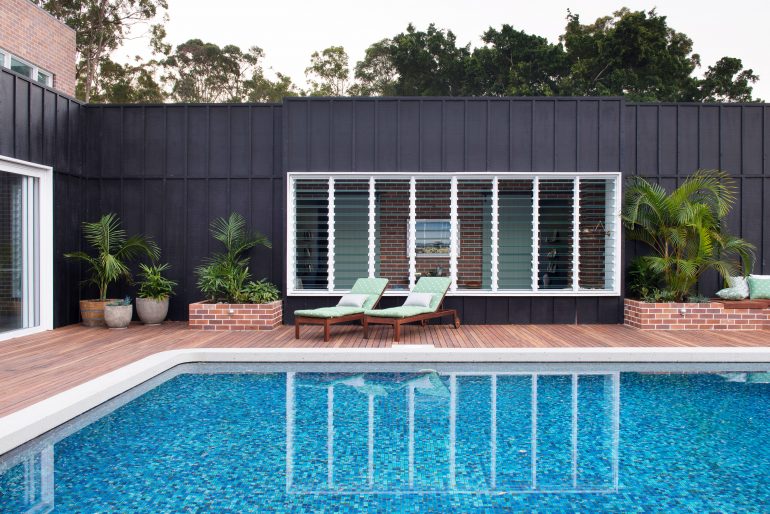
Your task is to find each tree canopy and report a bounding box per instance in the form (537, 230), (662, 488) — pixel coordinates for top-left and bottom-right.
(35, 0), (168, 102)
(38, 5), (761, 103)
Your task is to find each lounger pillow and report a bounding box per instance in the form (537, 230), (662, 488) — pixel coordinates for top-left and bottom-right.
(403, 292), (433, 308)
(726, 276), (750, 298)
(337, 293), (369, 308)
(716, 287), (746, 301)
(747, 276), (770, 299)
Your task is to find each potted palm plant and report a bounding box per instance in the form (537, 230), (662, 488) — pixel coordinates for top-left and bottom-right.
(136, 263), (177, 324)
(64, 214), (159, 327)
(622, 170), (757, 330)
(189, 213), (282, 330)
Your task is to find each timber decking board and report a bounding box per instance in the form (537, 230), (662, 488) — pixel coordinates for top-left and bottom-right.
(0, 322), (769, 417)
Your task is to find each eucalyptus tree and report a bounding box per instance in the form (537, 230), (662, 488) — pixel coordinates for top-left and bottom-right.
(35, 0), (167, 102)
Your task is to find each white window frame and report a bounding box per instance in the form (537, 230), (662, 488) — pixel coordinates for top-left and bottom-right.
(0, 47), (54, 87)
(287, 172), (621, 297)
(0, 156), (53, 341)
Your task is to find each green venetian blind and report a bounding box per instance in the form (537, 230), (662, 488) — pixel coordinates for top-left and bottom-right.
(334, 179), (369, 289)
(498, 179), (533, 289)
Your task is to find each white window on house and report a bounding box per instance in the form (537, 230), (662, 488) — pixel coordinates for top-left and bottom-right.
(10, 56), (33, 77)
(0, 157), (53, 341)
(0, 49), (53, 88)
(288, 173), (620, 296)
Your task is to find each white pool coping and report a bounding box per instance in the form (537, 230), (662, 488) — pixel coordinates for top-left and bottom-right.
(2, 346), (770, 456)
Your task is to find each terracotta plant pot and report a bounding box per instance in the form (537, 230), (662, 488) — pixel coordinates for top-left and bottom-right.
(104, 303), (133, 329)
(79, 299), (118, 327)
(136, 297), (169, 325)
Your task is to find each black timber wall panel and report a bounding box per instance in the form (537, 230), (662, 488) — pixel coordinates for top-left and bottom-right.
(283, 97), (626, 324)
(82, 104), (284, 322)
(625, 103), (770, 295)
(0, 68), (86, 327)
(4, 84), (770, 327)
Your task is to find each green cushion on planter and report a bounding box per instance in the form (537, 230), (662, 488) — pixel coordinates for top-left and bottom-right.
(747, 276), (770, 299)
(716, 287), (746, 301)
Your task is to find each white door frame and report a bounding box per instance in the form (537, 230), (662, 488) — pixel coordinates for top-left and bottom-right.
(0, 155), (53, 341)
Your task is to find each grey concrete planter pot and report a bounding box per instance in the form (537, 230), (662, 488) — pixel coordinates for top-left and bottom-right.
(104, 304), (133, 329)
(136, 297), (169, 325)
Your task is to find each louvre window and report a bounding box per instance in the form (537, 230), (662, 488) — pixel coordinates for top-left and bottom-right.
(289, 173), (620, 296)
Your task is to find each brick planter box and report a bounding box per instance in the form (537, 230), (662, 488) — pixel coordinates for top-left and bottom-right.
(188, 300), (282, 331)
(624, 298), (770, 330)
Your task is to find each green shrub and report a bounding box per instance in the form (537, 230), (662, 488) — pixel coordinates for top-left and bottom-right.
(641, 289), (677, 303)
(107, 296), (132, 307)
(137, 263), (177, 300)
(241, 279), (280, 304)
(627, 257), (664, 300)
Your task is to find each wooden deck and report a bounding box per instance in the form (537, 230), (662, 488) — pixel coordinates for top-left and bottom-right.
(1, 322), (769, 418)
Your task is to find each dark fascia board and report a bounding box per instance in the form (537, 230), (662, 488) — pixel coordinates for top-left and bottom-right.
(626, 100), (770, 107)
(85, 101), (284, 108)
(284, 95), (628, 102)
(0, 67), (83, 104)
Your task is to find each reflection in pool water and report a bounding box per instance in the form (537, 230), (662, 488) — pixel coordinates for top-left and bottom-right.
(286, 371), (618, 495)
(1, 364), (769, 512)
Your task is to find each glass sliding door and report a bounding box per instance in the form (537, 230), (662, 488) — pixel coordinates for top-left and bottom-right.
(0, 157), (52, 340)
(0, 172), (38, 334)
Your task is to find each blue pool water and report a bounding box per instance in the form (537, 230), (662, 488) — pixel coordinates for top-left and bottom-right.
(1, 364), (770, 512)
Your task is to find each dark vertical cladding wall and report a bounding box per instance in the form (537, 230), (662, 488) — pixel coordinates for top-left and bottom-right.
(0, 68), (85, 327)
(2, 84), (770, 327)
(83, 104), (284, 321)
(624, 103), (770, 294)
(283, 97), (626, 323)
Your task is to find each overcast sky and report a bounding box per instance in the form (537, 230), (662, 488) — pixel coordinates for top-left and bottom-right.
(120, 0), (770, 99)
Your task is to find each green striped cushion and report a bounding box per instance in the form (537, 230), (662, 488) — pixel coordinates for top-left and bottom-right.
(294, 306), (364, 318)
(364, 306), (435, 318)
(293, 278), (389, 318)
(412, 277), (451, 310)
(351, 278), (389, 310)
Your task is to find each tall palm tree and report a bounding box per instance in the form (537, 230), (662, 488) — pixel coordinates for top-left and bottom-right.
(622, 170), (755, 301)
(65, 214), (160, 300)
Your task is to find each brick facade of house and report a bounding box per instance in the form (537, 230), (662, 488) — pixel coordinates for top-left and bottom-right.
(0, 0), (76, 96)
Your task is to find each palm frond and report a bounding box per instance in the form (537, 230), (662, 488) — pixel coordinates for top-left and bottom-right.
(623, 170), (750, 299)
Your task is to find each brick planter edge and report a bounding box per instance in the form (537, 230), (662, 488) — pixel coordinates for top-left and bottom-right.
(188, 300), (282, 330)
(624, 298), (770, 330)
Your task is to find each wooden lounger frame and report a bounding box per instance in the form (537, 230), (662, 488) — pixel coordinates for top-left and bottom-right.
(362, 293), (461, 343)
(294, 290), (386, 342)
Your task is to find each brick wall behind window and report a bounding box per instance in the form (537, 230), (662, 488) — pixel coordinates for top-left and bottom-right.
(0, 0), (76, 96)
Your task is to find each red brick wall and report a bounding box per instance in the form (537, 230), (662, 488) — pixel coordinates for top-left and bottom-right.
(0, 0), (76, 96)
(624, 299), (770, 330)
(188, 300), (282, 331)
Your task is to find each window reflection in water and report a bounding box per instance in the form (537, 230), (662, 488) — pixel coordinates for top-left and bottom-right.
(286, 371), (619, 495)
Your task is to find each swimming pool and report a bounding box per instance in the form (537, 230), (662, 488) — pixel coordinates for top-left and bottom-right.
(1, 362), (769, 512)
